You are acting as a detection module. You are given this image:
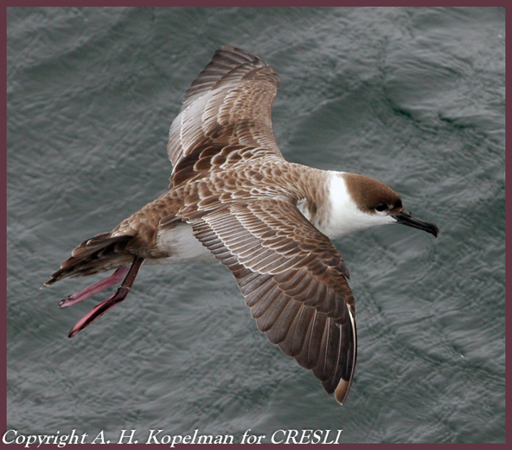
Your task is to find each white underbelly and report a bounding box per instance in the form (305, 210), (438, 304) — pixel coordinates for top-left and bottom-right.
(152, 223), (214, 264)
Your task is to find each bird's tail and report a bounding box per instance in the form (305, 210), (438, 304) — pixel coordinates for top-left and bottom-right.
(44, 232), (136, 287)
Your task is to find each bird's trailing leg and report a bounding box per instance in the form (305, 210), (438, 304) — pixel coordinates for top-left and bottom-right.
(68, 256), (144, 338)
(59, 267), (129, 309)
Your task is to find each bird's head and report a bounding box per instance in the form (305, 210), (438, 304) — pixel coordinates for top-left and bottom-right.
(325, 172), (439, 238)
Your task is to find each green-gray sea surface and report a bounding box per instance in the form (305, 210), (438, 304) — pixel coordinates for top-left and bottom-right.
(7, 7), (505, 444)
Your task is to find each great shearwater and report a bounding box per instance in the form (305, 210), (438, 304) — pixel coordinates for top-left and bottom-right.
(45, 46), (439, 404)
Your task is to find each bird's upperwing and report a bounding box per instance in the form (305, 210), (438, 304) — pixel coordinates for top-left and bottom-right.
(167, 46), (283, 172)
(188, 199), (357, 404)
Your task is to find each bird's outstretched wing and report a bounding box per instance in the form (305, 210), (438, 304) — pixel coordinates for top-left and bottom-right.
(189, 199), (357, 404)
(166, 46), (357, 403)
(167, 46), (283, 172)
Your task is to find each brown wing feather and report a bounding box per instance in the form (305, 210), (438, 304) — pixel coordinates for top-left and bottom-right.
(190, 200), (357, 403)
(167, 46), (282, 175)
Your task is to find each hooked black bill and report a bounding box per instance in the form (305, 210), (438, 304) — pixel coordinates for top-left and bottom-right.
(392, 209), (439, 237)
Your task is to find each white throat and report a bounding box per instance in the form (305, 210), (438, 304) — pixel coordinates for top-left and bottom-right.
(320, 172), (395, 239)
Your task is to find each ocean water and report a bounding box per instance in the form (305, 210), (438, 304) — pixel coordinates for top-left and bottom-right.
(6, 7), (505, 444)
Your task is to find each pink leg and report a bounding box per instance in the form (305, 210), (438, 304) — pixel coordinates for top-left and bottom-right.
(68, 257), (144, 338)
(59, 267), (129, 309)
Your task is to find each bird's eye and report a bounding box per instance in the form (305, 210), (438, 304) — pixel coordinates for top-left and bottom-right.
(375, 203), (387, 212)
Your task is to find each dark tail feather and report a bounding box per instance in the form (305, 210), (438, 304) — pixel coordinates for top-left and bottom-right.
(44, 233), (135, 287)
